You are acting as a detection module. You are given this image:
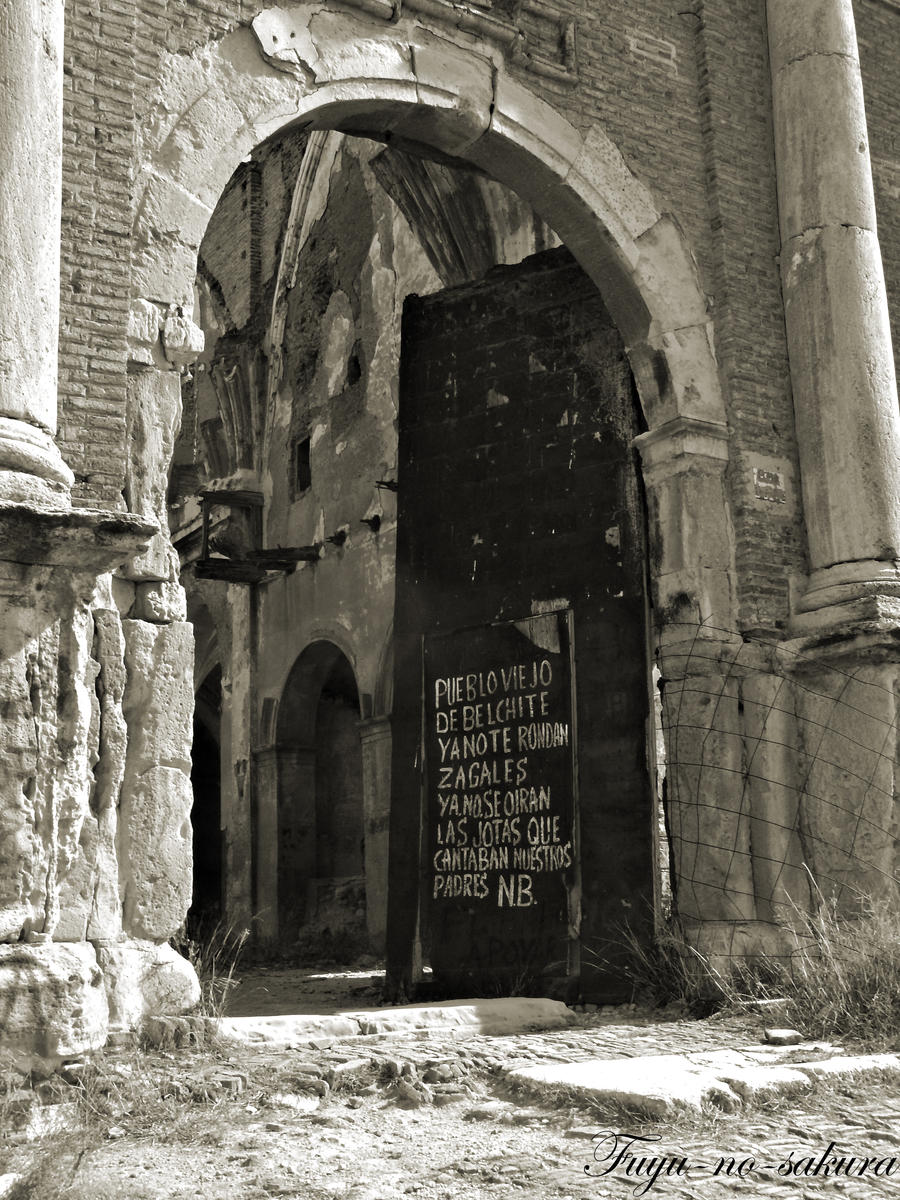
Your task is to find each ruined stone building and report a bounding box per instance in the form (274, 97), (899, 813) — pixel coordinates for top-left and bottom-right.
(1, 0), (899, 1061)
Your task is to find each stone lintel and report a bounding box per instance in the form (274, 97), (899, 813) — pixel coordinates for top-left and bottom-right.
(0, 500), (156, 575)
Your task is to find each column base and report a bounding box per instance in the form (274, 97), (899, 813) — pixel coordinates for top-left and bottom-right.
(788, 564), (900, 663)
(0, 416), (75, 504)
(787, 599), (900, 660)
(796, 559), (900, 615)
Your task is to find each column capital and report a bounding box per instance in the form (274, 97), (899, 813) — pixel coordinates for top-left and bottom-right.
(358, 714), (392, 743)
(633, 416), (729, 479)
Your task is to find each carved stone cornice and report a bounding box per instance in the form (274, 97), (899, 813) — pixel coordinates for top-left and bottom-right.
(256, 0), (578, 85)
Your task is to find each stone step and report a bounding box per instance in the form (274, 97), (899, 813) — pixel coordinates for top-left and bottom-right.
(215, 996), (574, 1048)
(505, 1046), (900, 1119)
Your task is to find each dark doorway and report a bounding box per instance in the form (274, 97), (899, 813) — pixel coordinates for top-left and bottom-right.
(188, 665), (223, 939)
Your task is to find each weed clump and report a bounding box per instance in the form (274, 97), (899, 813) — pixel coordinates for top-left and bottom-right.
(598, 922), (730, 1016)
(171, 919), (250, 1019)
(608, 886), (900, 1048)
(758, 891), (900, 1048)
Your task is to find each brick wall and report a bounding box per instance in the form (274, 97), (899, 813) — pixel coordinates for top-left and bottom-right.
(59, 0), (266, 511)
(502, 0), (803, 635)
(690, 1), (805, 633)
(857, 0), (900, 385)
(59, 0), (138, 509)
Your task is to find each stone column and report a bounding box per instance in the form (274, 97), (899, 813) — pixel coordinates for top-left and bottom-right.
(359, 715), (392, 952)
(768, 0), (900, 615)
(0, 0), (74, 504)
(221, 587), (255, 933)
(253, 746), (280, 945)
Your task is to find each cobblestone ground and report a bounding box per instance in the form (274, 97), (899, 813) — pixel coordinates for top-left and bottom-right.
(4, 976), (899, 1199)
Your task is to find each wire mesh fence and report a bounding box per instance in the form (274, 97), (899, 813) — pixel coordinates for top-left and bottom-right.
(653, 620), (899, 963)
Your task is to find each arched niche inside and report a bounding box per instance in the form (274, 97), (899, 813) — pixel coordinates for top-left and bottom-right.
(275, 642), (367, 958)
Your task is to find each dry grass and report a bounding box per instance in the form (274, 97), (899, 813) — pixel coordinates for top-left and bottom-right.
(1, 1041), (298, 1199)
(609, 886), (900, 1048)
(171, 919), (250, 1019)
(752, 891), (900, 1048)
(590, 921), (730, 1015)
(2, 925), (256, 1198)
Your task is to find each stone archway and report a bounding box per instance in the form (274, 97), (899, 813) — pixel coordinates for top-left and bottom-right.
(132, 5), (743, 983)
(132, 4), (735, 647)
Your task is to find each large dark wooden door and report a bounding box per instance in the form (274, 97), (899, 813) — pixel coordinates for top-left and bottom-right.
(387, 247), (653, 1001)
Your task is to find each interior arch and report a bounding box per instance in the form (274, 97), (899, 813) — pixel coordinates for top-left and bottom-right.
(274, 641), (367, 956)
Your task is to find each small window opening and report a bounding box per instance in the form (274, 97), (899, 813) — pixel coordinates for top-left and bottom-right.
(293, 436), (312, 496)
(347, 345), (362, 386)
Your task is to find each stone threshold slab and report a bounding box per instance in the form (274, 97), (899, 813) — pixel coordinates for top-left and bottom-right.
(506, 1046), (900, 1118)
(214, 996), (574, 1047)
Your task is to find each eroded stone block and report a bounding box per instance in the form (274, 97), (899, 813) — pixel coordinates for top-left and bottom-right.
(0, 943), (108, 1066)
(132, 580), (188, 624)
(123, 369), (182, 582)
(120, 767), (193, 941)
(54, 815), (122, 942)
(96, 938), (200, 1031)
(121, 619), (193, 775)
(119, 620), (194, 940)
(0, 650), (42, 941)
